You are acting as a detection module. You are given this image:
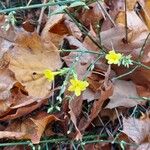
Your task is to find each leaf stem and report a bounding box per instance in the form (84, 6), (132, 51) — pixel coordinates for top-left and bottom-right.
(0, 0), (79, 13)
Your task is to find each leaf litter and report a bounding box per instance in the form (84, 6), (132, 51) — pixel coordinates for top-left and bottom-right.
(0, 0), (149, 149)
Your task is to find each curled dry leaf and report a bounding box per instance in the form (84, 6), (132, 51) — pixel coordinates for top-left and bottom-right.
(6, 33), (62, 98)
(0, 99), (47, 121)
(0, 112), (59, 144)
(122, 115), (150, 144)
(0, 85), (49, 120)
(41, 14), (69, 47)
(106, 80), (140, 109)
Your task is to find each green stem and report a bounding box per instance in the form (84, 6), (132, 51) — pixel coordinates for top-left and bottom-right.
(129, 96), (150, 101)
(112, 65), (139, 80)
(83, 139), (138, 147)
(0, 141), (31, 147)
(61, 49), (101, 55)
(133, 61), (150, 70)
(0, 0), (79, 13)
(0, 134), (138, 147)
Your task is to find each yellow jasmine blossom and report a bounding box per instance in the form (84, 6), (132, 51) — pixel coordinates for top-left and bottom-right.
(43, 69), (59, 82)
(68, 79), (89, 96)
(105, 50), (122, 65)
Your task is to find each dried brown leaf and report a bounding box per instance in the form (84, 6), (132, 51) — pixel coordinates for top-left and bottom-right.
(0, 69), (16, 100)
(122, 116), (150, 144)
(106, 80), (140, 108)
(136, 143), (150, 150)
(41, 14), (69, 47)
(78, 80), (113, 132)
(6, 33), (62, 98)
(139, 0), (150, 29)
(69, 96), (83, 140)
(1, 112), (59, 144)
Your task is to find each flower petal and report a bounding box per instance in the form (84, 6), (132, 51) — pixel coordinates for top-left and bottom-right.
(68, 85), (74, 92)
(75, 89), (81, 96)
(70, 79), (77, 85)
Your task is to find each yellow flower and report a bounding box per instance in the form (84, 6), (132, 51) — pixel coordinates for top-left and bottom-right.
(43, 69), (59, 82)
(68, 79), (89, 96)
(105, 50), (122, 65)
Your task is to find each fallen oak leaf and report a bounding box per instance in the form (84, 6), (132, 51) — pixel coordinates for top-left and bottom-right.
(6, 33), (62, 98)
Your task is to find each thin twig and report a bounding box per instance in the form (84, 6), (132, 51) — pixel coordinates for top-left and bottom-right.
(138, 32), (150, 61)
(112, 65), (139, 80)
(97, 0), (116, 27)
(133, 61), (150, 70)
(36, 0), (47, 33)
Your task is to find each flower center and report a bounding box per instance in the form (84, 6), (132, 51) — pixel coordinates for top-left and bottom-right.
(111, 54), (118, 61)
